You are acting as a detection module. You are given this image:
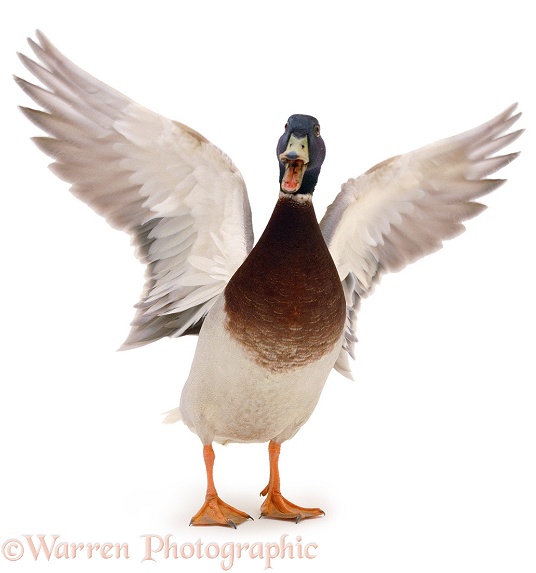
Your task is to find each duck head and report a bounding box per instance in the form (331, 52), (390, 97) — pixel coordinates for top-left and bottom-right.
(277, 114), (326, 195)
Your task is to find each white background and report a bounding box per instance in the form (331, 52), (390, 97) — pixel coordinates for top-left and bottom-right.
(1, 1), (535, 571)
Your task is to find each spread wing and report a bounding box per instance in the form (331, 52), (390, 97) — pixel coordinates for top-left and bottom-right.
(15, 31), (253, 349)
(320, 104), (522, 379)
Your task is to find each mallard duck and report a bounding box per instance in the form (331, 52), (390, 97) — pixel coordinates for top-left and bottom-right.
(15, 31), (522, 528)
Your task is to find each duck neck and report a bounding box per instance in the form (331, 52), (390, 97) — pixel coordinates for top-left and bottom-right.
(255, 192), (319, 250)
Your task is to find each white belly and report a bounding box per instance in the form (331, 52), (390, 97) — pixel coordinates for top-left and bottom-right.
(179, 295), (343, 445)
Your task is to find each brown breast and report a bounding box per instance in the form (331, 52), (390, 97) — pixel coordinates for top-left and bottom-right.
(224, 195), (346, 372)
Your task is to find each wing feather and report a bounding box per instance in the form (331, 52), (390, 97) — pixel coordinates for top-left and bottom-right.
(16, 31), (253, 348)
(320, 104), (522, 378)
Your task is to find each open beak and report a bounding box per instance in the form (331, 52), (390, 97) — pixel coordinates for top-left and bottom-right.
(279, 134), (309, 193)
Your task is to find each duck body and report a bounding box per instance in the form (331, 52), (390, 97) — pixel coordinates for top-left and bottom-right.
(180, 193), (347, 445)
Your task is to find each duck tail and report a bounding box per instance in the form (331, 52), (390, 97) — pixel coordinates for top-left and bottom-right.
(162, 407), (182, 424)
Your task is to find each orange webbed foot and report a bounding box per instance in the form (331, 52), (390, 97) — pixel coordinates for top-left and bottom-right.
(259, 441), (325, 523)
(190, 494), (253, 528)
(191, 444), (253, 528)
(260, 487), (324, 523)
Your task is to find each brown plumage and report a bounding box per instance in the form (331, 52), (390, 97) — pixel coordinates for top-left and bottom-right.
(224, 196), (346, 371)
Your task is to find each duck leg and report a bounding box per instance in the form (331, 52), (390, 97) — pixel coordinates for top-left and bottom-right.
(190, 444), (253, 528)
(260, 440), (325, 522)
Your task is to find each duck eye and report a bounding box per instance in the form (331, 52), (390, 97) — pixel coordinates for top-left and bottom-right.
(284, 122), (288, 130)
(314, 125), (320, 137)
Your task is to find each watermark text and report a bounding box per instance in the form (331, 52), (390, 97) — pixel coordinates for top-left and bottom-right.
(2, 534), (317, 570)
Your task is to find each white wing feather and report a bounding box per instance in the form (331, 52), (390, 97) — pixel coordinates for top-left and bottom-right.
(15, 31), (253, 348)
(320, 104), (522, 379)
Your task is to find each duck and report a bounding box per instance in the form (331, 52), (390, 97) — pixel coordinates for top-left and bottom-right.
(15, 31), (522, 528)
